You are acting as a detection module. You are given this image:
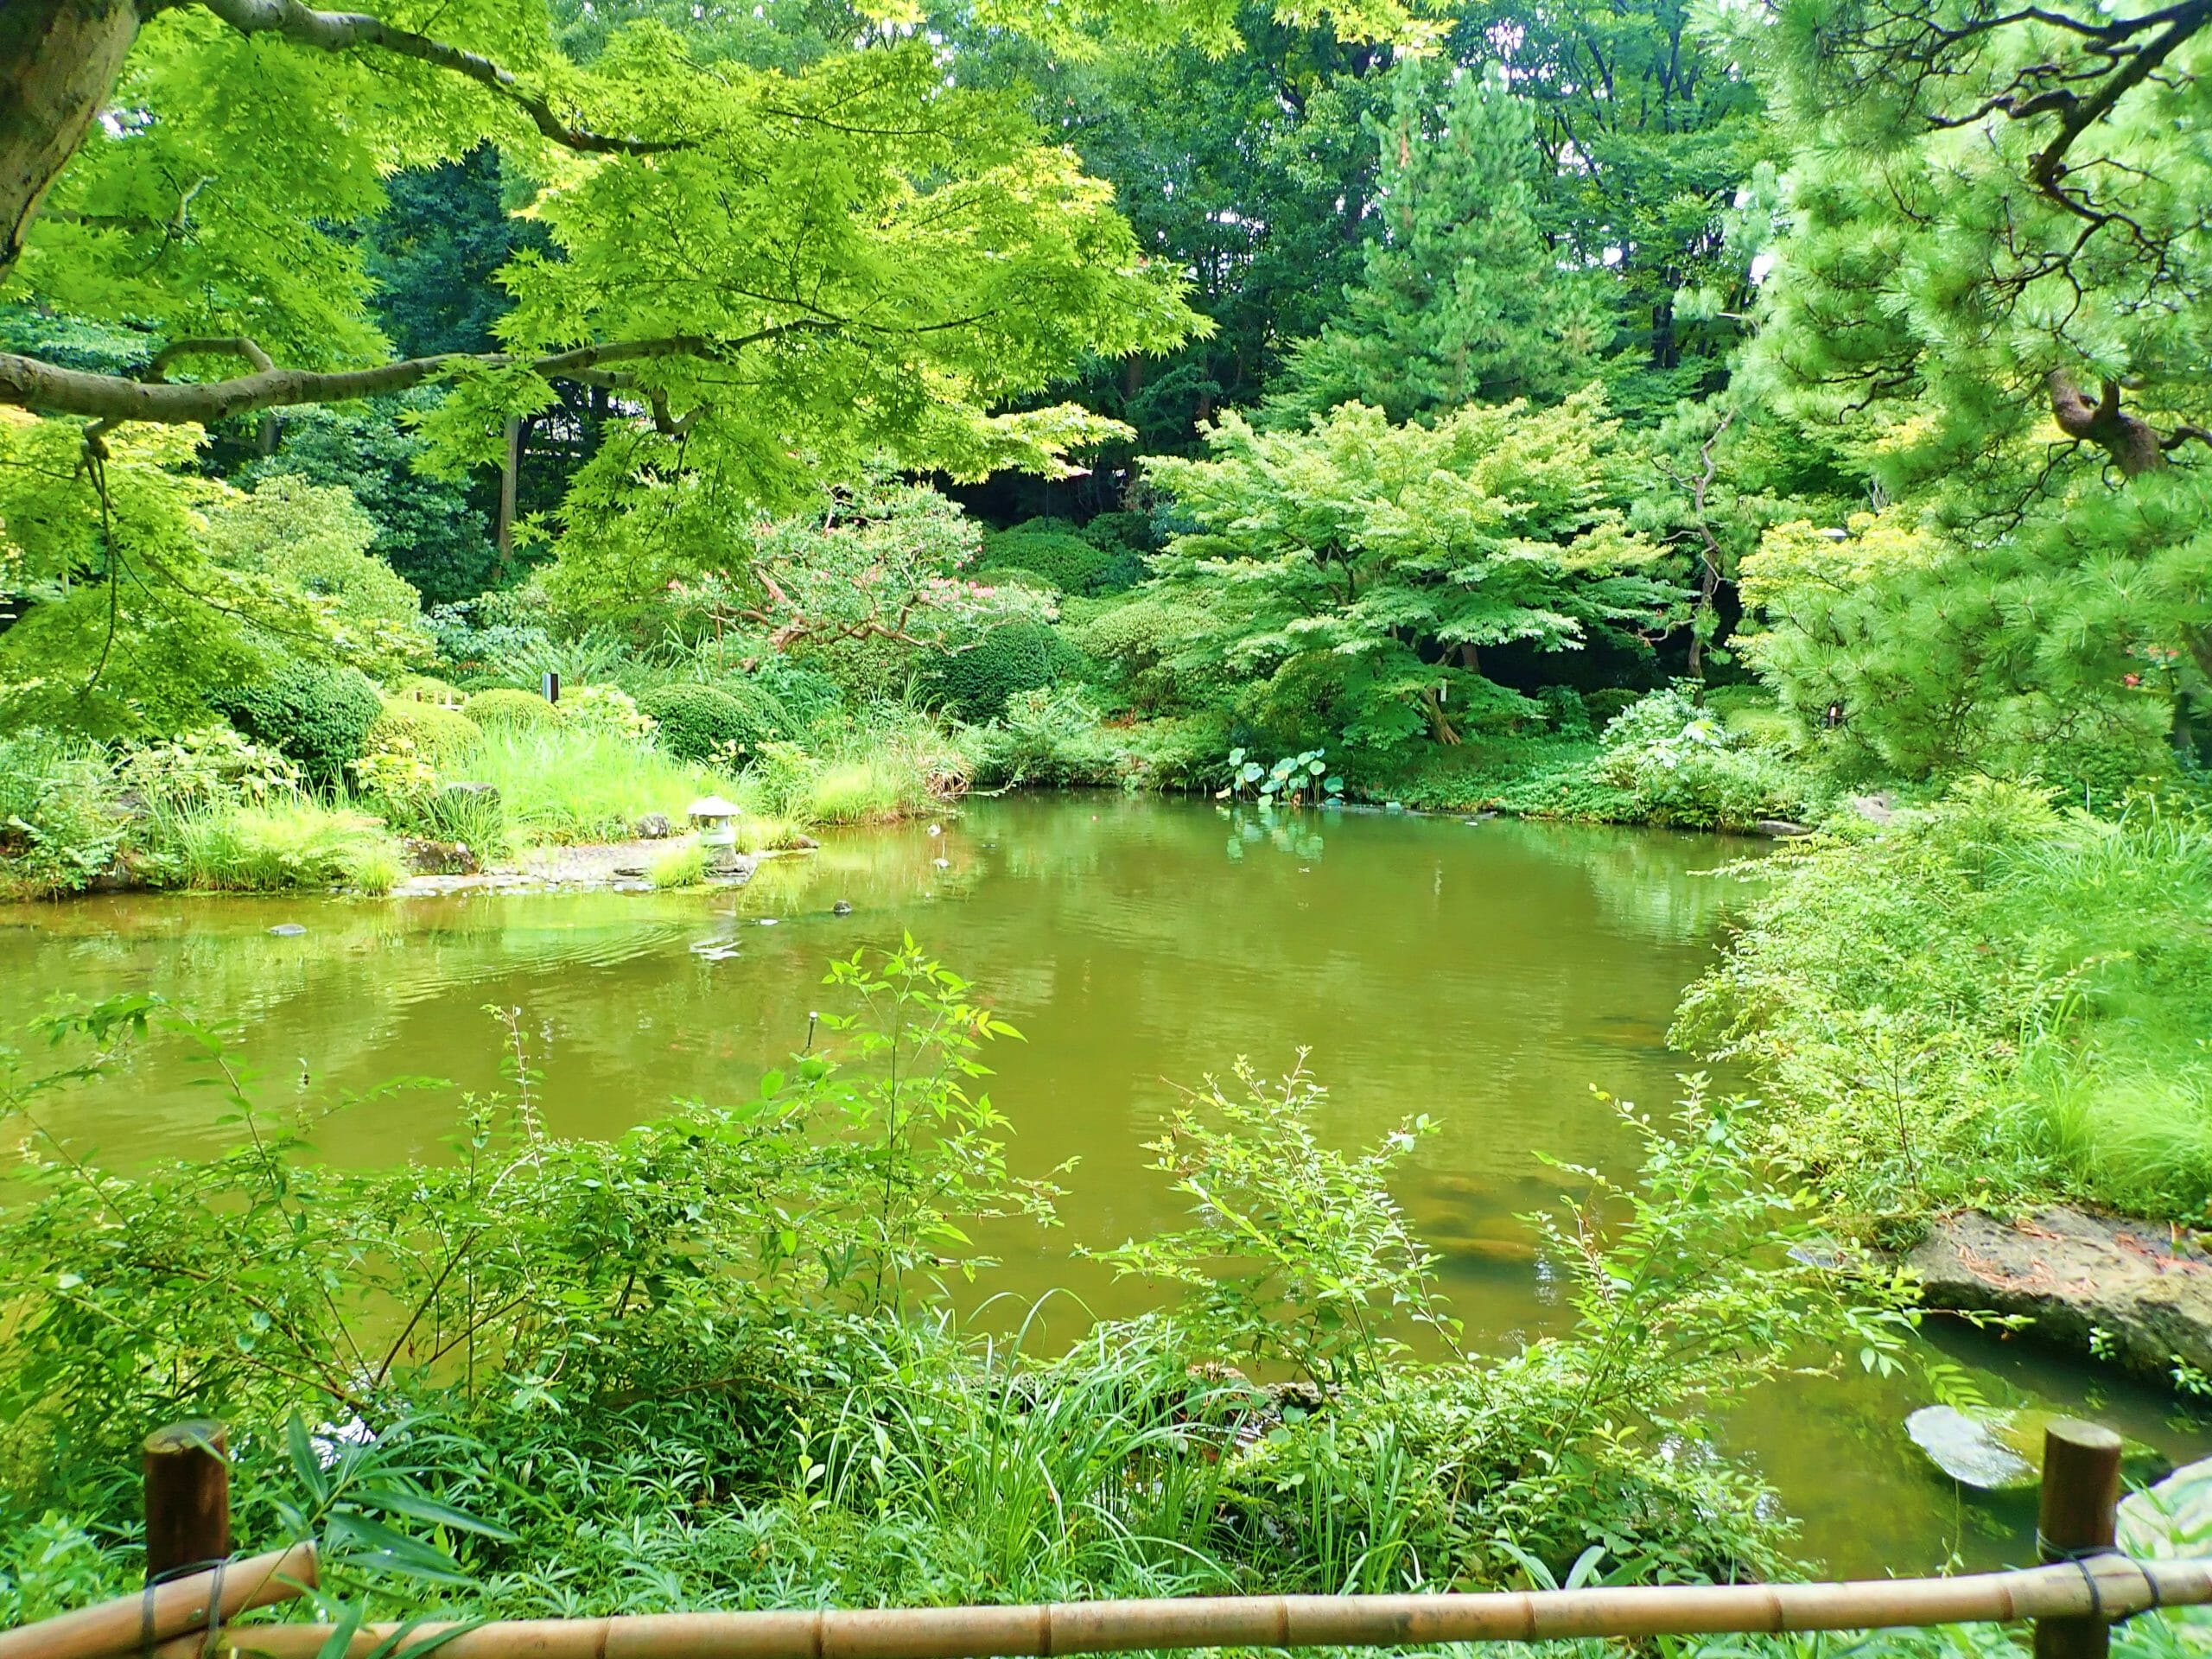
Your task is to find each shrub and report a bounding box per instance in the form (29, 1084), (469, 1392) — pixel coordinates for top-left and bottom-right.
(390, 674), (464, 706)
(0, 730), (126, 898)
(463, 688), (563, 730)
(465, 727), (741, 846)
(981, 527), (1119, 595)
(1583, 686), (1643, 728)
(563, 683), (654, 740)
(1587, 687), (1813, 830)
(639, 683), (779, 764)
(116, 728), (300, 810)
(222, 660), (383, 781)
(362, 700), (485, 768)
(926, 620), (1085, 723)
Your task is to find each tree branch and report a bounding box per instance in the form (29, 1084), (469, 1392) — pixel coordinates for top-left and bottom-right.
(3, 323), (836, 431)
(181, 0), (689, 156)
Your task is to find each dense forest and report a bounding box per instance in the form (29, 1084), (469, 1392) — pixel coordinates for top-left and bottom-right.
(3, 0), (2212, 1646)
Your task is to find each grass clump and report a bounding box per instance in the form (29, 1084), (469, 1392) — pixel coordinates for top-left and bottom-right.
(466, 727), (741, 846)
(1677, 778), (2212, 1236)
(143, 798), (404, 893)
(645, 838), (707, 887)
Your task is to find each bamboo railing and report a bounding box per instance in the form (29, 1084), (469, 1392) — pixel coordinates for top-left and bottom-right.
(9, 1417), (2201, 1659)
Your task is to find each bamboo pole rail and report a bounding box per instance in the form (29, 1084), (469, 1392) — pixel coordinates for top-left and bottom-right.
(0, 1542), (317, 1659)
(135, 1554), (2212, 1659)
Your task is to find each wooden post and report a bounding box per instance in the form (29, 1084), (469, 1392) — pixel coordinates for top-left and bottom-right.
(2034, 1418), (2124, 1659)
(143, 1420), (230, 1581)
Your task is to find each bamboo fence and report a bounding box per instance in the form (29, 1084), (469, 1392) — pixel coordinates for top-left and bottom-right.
(9, 1414), (2202, 1659)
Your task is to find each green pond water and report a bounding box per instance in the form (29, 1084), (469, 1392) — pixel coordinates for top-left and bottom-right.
(3, 793), (2205, 1575)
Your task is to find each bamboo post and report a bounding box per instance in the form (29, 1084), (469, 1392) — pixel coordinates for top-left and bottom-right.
(143, 1420), (230, 1582)
(2035, 1418), (2126, 1659)
(0, 1541), (316, 1659)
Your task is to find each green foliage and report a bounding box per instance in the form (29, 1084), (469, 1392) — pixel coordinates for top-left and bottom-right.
(239, 397), (499, 607)
(223, 660), (385, 782)
(140, 799), (406, 893)
(561, 683), (654, 740)
(980, 524), (1135, 596)
(1220, 746), (1344, 806)
(926, 620), (1086, 723)
(645, 839), (708, 888)
(363, 701), (486, 769)
(462, 688), (563, 730)
(1094, 1054), (1457, 1393)
(461, 726), (737, 846)
(0, 731), (125, 899)
(1266, 63), (1610, 425)
(1585, 688), (1816, 830)
(1676, 784), (2212, 1233)
(639, 683), (778, 765)
(201, 474), (431, 671)
(117, 726), (302, 810)
(1140, 391), (1683, 761)
(1739, 512), (2184, 785)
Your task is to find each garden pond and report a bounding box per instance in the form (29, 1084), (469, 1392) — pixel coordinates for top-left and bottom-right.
(3, 794), (2205, 1576)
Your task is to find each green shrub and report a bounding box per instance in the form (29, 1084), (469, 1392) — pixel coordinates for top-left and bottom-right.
(1586, 687), (1814, 830)
(463, 688), (564, 730)
(982, 525), (1138, 595)
(1583, 686), (1643, 728)
(363, 700), (485, 768)
(390, 674), (464, 705)
(222, 661), (383, 781)
(0, 730), (126, 898)
(926, 620), (1086, 723)
(639, 683), (779, 763)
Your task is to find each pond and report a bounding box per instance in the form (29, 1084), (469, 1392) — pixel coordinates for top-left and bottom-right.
(3, 793), (2204, 1577)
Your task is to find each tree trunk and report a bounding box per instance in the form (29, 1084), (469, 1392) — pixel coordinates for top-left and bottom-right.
(495, 414), (521, 567)
(2049, 372), (2167, 475)
(0, 0), (141, 285)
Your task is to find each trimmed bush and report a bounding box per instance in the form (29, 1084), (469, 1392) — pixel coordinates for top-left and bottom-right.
(639, 683), (779, 763)
(926, 620), (1086, 723)
(464, 688), (563, 730)
(363, 700), (484, 767)
(391, 674), (465, 705)
(223, 662), (382, 781)
(980, 526), (1138, 596)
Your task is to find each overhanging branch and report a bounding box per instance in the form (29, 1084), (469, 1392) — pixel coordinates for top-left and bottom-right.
(181, 0), (690, 156)
(3, 322), (838, 431)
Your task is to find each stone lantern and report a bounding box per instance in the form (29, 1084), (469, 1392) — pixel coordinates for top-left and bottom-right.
(688, 795), (741, 868)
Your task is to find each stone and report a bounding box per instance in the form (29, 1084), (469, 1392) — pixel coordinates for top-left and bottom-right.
(1849, 791), (1897, 825)
(1755, 818), (1814, 838)
(267, 923), (308, 937)
(634, 813), (673, 840)
(403, 838), (480, 876)
(832, 900), (853, 916)
(1905, 1404), (2168, 1493)
(1906, 1206), (2212, 1381)
(2121, 1454), (2212, 1557)
(793, 834), (820, 849)
(612, 865), (646, 877)
(613, 880), (652, 893)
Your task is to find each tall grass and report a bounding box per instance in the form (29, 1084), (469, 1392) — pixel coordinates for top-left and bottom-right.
(1680, 781), (2212, 1226)
(464, 728), (745, 847)
(145, 798), (405, 893)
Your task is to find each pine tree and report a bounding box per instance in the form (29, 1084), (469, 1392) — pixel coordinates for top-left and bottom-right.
(1266, 62), (1609, 424)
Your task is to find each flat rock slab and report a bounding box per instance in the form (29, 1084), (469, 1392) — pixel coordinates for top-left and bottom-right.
(1907, 1205), (2212, 1381)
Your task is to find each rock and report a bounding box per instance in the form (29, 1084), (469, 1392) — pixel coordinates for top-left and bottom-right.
(1755, 818), (1814, 838)
(1907, 1206), (2212, 1382)
(267, 923), (308, 938)
(1849, 791), (1897, 825)
(634, 813), (673, 840)
(793, 834), (820, 849)
(612, 865), (646, 877)
(1905, 1404), (2168, 1492)
(832, 900), (853, 916)
(403, 838), (480, 875)
(612, 880), (652, 893)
